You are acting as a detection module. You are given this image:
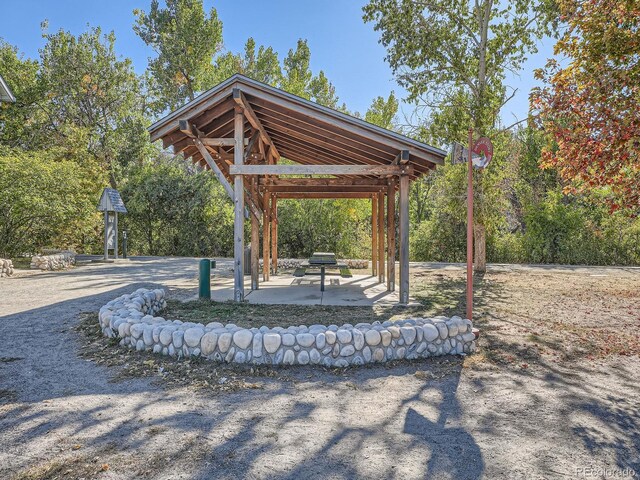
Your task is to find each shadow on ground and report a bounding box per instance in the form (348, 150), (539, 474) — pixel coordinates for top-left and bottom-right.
(1, 260), (639, 479)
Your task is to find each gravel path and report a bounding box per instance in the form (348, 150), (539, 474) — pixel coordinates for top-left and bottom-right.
(1, 258), (638, 479)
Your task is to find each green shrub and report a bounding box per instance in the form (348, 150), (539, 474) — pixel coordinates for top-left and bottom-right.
(0, 148), (105, 257)
(120, 162), (234, 257)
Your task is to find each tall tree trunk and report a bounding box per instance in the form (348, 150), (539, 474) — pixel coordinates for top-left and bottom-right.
(473, 223), (486, 272)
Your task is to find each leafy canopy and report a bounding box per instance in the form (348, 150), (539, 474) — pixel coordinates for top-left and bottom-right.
(0, 147), (105, 257)
(363, 0), (556, 139)
(532, 0), (640, 211)
(134, 0), (224, 112)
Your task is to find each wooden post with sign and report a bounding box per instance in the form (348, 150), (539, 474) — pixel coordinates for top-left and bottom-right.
(466, 129), (474, 321)
(453, 133), (493, 320)
(460, 132), (493, 320)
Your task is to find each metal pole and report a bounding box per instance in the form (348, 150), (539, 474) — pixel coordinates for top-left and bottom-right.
(199, 259), (211, 300)
(466, 128), (474, 320)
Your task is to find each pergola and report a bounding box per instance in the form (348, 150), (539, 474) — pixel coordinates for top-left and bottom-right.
(149, 74), (446, 304)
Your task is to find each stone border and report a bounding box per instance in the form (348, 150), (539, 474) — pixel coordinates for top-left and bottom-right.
(31, 251), (75, 270)
(98, 288), (477, 366)
(0, 259), (14, 277)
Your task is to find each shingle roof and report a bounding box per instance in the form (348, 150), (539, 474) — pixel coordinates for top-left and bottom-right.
(148, 74), (446, 183)
(0, 74), (16, 103)
(98, 188), (127, 213)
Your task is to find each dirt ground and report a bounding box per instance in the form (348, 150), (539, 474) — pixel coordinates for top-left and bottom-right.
(1, 257), (639, 479)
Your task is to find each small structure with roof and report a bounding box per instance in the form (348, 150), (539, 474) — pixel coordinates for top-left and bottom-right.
(0, 74), (16, 103)
(98, 188), (127, 260)
(148, 74), (446, 303)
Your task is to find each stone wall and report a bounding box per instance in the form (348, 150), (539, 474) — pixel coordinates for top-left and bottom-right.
(0, 259), (14, 277)
(259, 258), (369, 270)
(98, 288), (477, 367)
(31, 251), (75, 271)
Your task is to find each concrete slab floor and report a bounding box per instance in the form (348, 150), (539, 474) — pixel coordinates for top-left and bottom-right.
(210, 273), (405, 306)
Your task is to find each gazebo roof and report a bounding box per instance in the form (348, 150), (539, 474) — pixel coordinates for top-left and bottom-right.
(98, 188), (127, 213)
(149, 74), (446, 183)
(0, 74), (16, 103)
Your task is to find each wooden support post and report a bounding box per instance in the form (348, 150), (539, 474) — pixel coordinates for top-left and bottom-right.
(378, 193), (385, 283)
(251, 206), (259, 291)
(271, 195), (278, 275)
(233, 107), (245, 302)
(262, 193), (270, 282)
(103, 211), (109, 260)
(114, 211), (119, 259)
(372, 195), (378, 276)
(399, 174), (410, 304)
(387, 180), (396, 292)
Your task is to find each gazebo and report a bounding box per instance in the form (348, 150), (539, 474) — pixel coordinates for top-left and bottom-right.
(148, 74), (446, 304)
(0, 73), (16, 103)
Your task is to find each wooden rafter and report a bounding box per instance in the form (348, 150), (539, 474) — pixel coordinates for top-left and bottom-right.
(233, 88), (281, 163)
(259, 177), (388, 186)
(261, 185), (386, 194)
(229, 164), (413, 176)
(201, 137), (249, 147)
(393, 150), (410, 165)
(275, 192), (376, 199)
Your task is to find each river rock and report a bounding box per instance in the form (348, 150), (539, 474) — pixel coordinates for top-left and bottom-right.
(263, 333), (281, 353)
(233, 329), (253, 350)
(400, 326), (416, 345)
(340, 345), (355, 357)
(365, 329), (381, 346)
(218, 332), (233, 353)
(296, 333), (315, 348)
(200, 332), (218, 356)
(184, 327), (204, 348)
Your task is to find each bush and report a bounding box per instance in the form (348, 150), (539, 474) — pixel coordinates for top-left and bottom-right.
(0, 148), (104, 257)
(410, 216), (467, 263)
(277, 198), (371, 259)
(120, 162), (234, 257)
(522, 192), (640, 265)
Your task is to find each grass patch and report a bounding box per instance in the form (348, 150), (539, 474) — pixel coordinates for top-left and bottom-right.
(162, 299), (415, 328)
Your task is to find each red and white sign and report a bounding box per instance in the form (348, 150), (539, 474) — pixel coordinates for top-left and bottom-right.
(472, 137), (493, 169)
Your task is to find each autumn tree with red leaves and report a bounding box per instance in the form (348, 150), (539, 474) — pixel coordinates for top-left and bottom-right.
(532, 0), (640, 211)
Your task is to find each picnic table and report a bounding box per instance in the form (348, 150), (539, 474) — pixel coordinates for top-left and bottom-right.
(293, 252), (352, 292)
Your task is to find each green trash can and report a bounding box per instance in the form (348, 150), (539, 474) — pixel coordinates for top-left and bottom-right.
(199, 259), (211, 300)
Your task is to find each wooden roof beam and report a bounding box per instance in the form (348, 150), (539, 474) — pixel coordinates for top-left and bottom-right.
(259, 177), (388, 186)
(393, 150), (410, 165)
(274, 192), (376, 199)
(230, 164), (413, 176)
(233, 88), (280, 163)
(261, 185), (387, 193)
(201, 137), (250, 147)
(244, 129), (260, 163)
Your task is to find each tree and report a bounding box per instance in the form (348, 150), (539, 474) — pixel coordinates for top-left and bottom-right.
(281, 39), (340, 107)
(0, 147), (105, 257)
(215, 37), (283, 86)
(531, 0), (640, 211)
(0, 40), (44, 149)
(38, 25), (149, 186)
(134, 0), (223, 112)
(121, 159), (234, 257)
(363, 0), (556, 271)
(365, 92), (398, 129)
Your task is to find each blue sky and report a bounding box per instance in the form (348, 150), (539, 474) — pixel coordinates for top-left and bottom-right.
(0, 0), (554, 124)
